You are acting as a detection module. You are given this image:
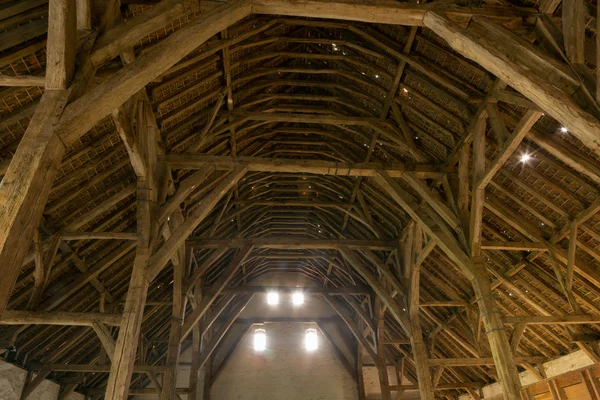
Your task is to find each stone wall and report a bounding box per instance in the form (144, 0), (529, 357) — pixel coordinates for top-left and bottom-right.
(0, 361), (84, 400)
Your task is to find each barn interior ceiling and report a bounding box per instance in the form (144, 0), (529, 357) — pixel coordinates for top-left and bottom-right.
(1, 0), (600, 399)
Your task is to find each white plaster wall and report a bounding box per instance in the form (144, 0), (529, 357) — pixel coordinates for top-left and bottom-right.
(211, 322), (358, 400)
(0, 361), (84, 400)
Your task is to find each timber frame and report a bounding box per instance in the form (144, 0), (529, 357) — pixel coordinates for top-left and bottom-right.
(2, 0), (600, 399)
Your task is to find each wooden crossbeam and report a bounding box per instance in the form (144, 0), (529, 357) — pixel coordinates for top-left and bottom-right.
(252, 0), (534, 26)
(0, 311), (121, 326)
(428, 357), (545, 367)
(164, 155), (447, 179)
(219, 286), (369, 295)
(188, 237), (397, 250)
(30, 364), (166, 373)
(503, 315), (600, 325)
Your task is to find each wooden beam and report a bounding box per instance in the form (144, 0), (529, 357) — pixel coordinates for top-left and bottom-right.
(0, 91), (69, 316)
(252, 0), (534, 26)
(481, 241), (548, 251)
(406, 224), (435, 400)
(323, 294), (379, 365)
(0, 75), (46, 87)
(164, 155), (447, 179)
(45, 0), (76, 89)
(563, 0), (585, 64)
(0, 311), (121, 326)
(373, 170), (474, 279)
(56, 0), (252, 146)
(423, 12), (600, 157)
(104, 100), (161, 400)
(90, 0), (186, 67)
(30, 364), (166, 373)
(92, 323), (116, 362)
(471, 260), (522, 398)
(338, 247), (411, 335)
(160, 238), (187, 400)
(428, 357), (545, 367)
(179, 246), (253, 341)
(188, 237), (397, 250)
(477, 110), (542, 190)
(146, 167), (247, 282)
(503, 315), (600, 325)
(194, 296), (252, 370)
(59, 232), (138, 241)
(220, 286), (369, 295)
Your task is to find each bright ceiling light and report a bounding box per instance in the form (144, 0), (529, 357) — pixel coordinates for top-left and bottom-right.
(520, 154), (531, 163)
(305, 328), (318, 351)
(560, 126), (568, 133)
(292, 292), (304, 306)
(267, 292), (279, 305)
(254, 328), (266, 352)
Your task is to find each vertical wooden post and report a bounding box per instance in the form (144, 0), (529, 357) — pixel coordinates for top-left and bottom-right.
(375, 297), (392, 400)
(105, 100), (159, 400)
(408, 224), (435, 400)
(160, 237), (187, 400)
(188, 284), (203, 400)
(472, 259), (521, 399)
(104, 182), (155, 400)
(562, 0), (585, 64)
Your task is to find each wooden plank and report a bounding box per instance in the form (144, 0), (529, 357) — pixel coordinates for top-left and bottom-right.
(423, 12), (600, 158)
(428, 357), (544, 366)
(45, 0), (76, 89)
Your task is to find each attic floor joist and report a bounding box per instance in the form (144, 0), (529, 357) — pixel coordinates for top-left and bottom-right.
(2, 0), (600, 399)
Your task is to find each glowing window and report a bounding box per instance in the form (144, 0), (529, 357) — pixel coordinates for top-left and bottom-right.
(254, 328), (266, 352)
(292, 292), (304, 306)
(305, 328), (318, 351)
(266, 292), (279, 305)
